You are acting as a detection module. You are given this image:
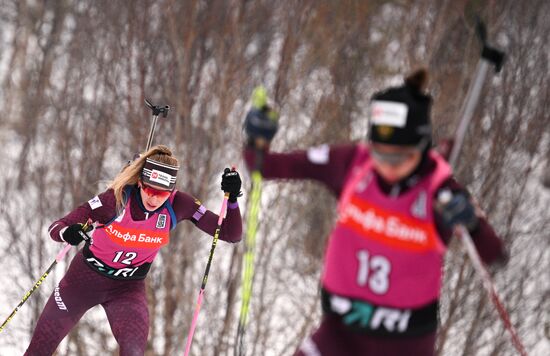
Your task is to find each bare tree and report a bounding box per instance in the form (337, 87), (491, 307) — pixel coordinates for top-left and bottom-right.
(0, 1), (548, 355)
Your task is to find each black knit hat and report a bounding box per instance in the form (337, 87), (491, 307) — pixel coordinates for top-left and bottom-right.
(368, 69), (432, 147)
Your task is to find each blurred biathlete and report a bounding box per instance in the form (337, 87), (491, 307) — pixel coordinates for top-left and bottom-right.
(242, 70), (507, 356)
(25, 145), (243, 356)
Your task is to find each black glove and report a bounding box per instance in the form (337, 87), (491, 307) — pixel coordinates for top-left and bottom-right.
(244, 86), (279, 147)
(244, 107), (279, 143)
(437, 190), (479, 232)
(62, 223), (93, 246)
(221, 168), (242, 203)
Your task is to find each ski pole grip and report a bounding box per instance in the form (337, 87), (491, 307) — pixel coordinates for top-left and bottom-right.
(145, 99), (170, 117)
(475, 17), (505, 72)
(56, 218), (93, 263)
(159, 105), (170, 118)
(56, 244), (73, 263)
(481, 45), (505, 72)
(437, 189), (453, 205)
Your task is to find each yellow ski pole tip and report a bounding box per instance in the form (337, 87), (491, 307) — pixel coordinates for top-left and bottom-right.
(252, 86), (268, 109)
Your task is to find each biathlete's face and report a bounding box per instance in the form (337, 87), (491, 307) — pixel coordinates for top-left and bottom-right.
(138, 180), (172, 211)
(370, 143), (422, 184)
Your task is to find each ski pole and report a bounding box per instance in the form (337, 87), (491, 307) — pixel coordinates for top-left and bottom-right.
(122, 99), (170, 169)
(234, 86), (275, 356)
(184, 189), (231, 356)
(144, 99), (170, 151)
(0, 220), (91, 333)
(452, 225), (528, 356)
(448, 18), (504, 167)
(445, 19), (528, 356)
(234, 151), (263, 356)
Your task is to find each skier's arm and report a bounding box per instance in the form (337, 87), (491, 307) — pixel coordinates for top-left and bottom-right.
(172, 191), (242, 243)
(197, 205), (242, 243)
(242, 88), (359, 195)
(47, 190), (118, 242)
(243, 144), (359, 196)
(434, 178), (507, 265)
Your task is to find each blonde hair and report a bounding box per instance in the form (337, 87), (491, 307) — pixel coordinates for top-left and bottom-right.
(109, 145), (179, 210)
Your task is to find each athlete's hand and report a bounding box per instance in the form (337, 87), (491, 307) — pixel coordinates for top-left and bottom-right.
(221, 168), (242, 203)
(244, 86), (279, 148)
(61, 223), (93, 246)
(437, 190), (479, 232)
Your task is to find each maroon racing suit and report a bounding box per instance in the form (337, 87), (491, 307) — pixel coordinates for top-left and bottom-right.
(244, 143), (506, 356)
(25, 186), (242, 356)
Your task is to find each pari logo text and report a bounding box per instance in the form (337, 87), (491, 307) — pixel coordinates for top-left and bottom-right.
(331, 295), (411, 333)
(86, 257), (139, 278)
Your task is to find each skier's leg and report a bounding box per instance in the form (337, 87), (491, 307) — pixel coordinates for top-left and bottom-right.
(25, 253), (101, 355)
(294, 314), (436, 356)
(102, 280), (149, 356)
(294, 315), (350, 356)
(358, 331), (436, 356)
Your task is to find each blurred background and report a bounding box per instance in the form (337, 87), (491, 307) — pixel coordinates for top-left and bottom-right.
(0, 0), (548, 355)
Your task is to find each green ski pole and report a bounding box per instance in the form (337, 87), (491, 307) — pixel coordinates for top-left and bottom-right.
(235, 153), (263, 356)
(234, 86), (273, 356)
